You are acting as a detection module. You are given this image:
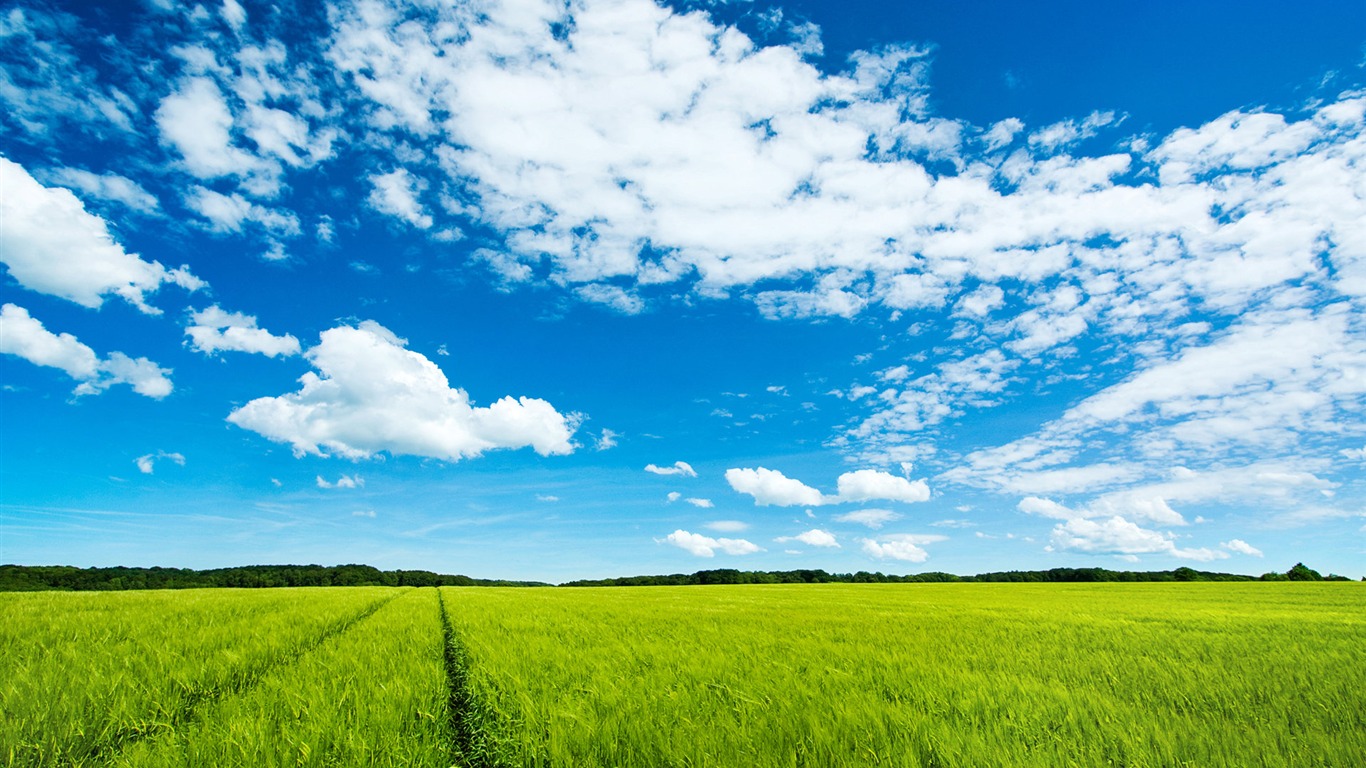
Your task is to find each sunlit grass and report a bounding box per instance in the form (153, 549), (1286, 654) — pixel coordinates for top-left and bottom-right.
(442, 583), (1366, 767)
(5, 583), (1360, 767)
(0, 587), (391, 766)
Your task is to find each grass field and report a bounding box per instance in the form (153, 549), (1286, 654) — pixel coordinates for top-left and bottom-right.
(2, 583), (1361, 767)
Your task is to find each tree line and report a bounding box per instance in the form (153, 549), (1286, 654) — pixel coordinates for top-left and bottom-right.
(0, 562), (1353, 591)
(0, 564), (548, 591)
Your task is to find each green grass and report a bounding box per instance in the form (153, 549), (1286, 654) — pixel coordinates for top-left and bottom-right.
(442, 583), (1366, 767)
(2, 583), (1361, 767)
(0, 587), (393, 767)
(110, 588), (452, 768)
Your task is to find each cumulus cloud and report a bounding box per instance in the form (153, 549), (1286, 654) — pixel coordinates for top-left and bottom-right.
(777, 529), (840, 548)
(227, 320), (579, 461)
(1, 304), (174, 398)
(0, 158), (202, 313)
(663, 529), (761, 557)
(725, 467), (826, 506)
(726, 467), (932, 506)
(1221, 539), (1264, 557)
(186, 305), (300, 357)
(368, 168), (432, 229)
(833, 508), (903, 529)
(835, 469), (931, 504)
(135, 451), (185, 474)
(317, 474), (363, 489)
(1047, 516), (1228, 561)
(860, 534), (946, 562)
(646, 461), (697, 477)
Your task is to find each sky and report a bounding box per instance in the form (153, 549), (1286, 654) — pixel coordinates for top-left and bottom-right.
(1, 0), (1364, 582)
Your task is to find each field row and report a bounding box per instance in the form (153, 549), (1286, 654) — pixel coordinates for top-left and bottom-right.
(2, 584), (1363, 767)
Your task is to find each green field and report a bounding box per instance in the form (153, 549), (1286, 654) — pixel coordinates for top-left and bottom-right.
(2, 584), (1362, 767)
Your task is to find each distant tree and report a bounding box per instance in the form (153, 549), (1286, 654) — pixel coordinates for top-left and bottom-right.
(1286, 563), (1323, 581)
(1172, 567), (1199, 582)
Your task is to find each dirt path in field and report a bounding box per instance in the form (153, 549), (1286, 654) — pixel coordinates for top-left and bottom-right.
(437, 590), (500, 768)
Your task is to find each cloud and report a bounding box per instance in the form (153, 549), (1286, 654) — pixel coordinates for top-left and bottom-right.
(663, 529), (761, 557)
(835, 469), (931, 504)
(135, 451), (185, 474)
(1047, 516), (1228, 561)
(536, 494), (559, 502)
(595, 428), (619, 451)
(186, 306), (300, 357)
(725, 467), (825, 506)
(45, 168), (160, 214)
(1221, 539), (1264, 557)
(184, 187), (301, 237)
(726, 467), (932, 506)
(0, 303), (98, 380)
(834, 508), (903, 529)
(860, 534), (947, 563)
(703, 520), (750, 533)
(227, 320), (578, 461)
(646, 461), (697, 477)
(777, 529), (840, 548)
(368, 168), (432, 229)
(1, 304), (173, 398)
(666, 492), (713, 507)
(0, 158), (202, 313)
(317, 474), (363, 489)
(157, 76), (260, 180)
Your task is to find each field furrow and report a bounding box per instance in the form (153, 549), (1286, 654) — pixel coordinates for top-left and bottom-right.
(439, 583), (1366, 768)
(0, 588), (395, 767)
(106, 588), (451, 768)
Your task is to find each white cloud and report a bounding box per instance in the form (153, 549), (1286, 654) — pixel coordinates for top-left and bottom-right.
(78, 352), (174, 399)
(835, 469), (931, 504)
(665, 491), (712, 507)
(317, 474), (363, 489)
(1, 304), (174, 399)
(1221, 539), (1264, 557)
(663, 529), (761, 557)
(227, 320), (579, 461)
(703, 520), (750, 533)
(726, 467), (931, 506)
(860, 534), (946, 563)
(184, 187), (301, 237)
(1339, 446), (1366, 461)
(0, 303), (98, 380)
(186, 305), (300, 357)
(595, 428), (619, 451)
(135, 451), (185, 474)
(777, 528), (839, 548)
(1047, 516), (1229, 562)
(368, 168), (432, 229)
(536, 494), (560, 502)
(45, 168), (160, 214)
(352, 509), (377, 518)
(833, 508), (902, 529)
(156, 76), (268, 181)
(646, 461), (697, 477)
(0, 158), (202, 313)
(725, 467), (825, 506)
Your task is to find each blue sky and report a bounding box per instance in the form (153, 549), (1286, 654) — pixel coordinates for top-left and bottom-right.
(2, 0), (1364, 582)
